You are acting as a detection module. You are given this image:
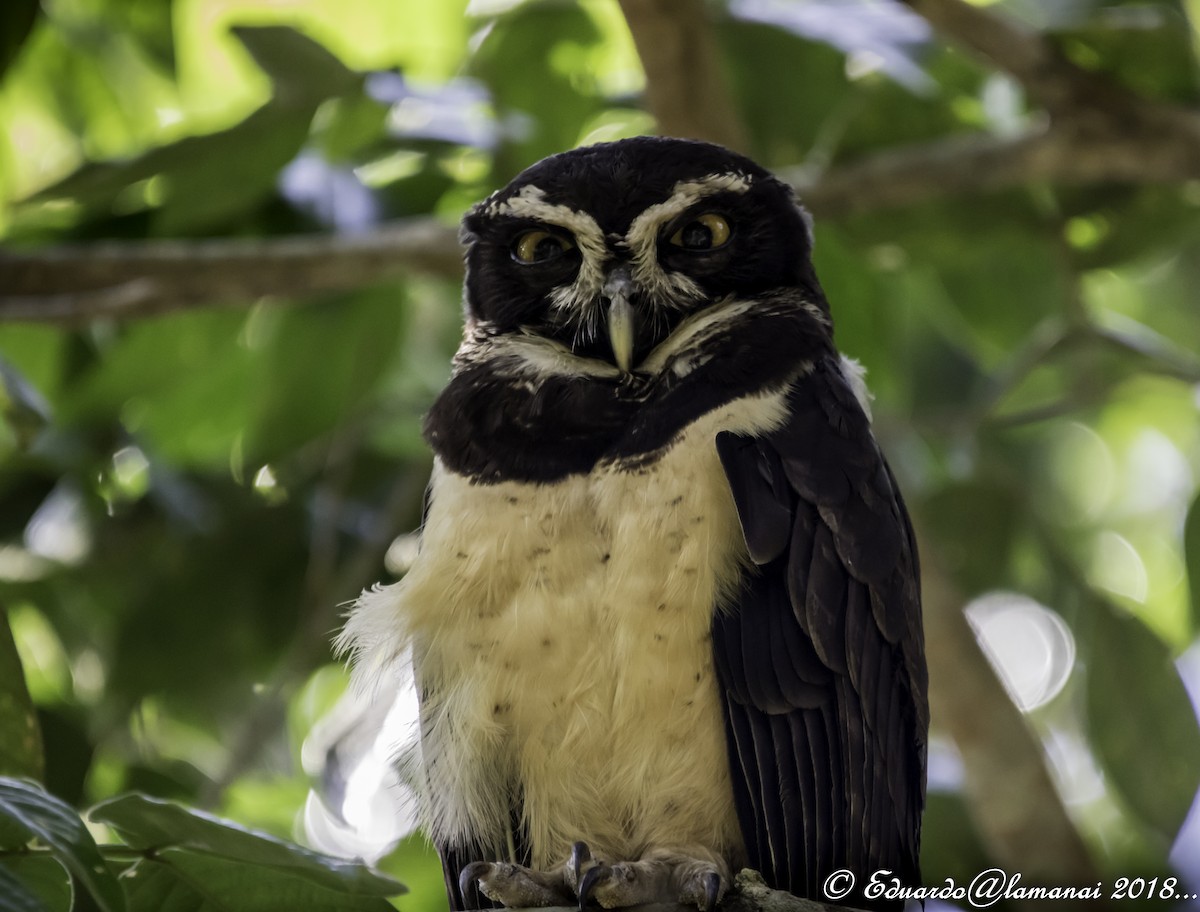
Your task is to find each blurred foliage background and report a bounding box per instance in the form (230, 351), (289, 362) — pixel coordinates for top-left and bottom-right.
(1, 0), (1200, 909)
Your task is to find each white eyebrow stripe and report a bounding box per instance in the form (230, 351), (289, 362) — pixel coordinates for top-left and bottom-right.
(623, 173), (752, 311)
(624, 172), (753, 253)
(488, 184), (609, 320)
(487, 184), (608, 262)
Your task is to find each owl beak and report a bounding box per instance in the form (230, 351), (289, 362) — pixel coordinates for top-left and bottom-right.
(603, 265), (636, 373)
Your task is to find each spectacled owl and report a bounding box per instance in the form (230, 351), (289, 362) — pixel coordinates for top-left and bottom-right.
(340, 136), (928, 912)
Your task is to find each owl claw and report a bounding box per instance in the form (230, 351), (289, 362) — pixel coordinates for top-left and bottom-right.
(703, 872), (721, 912)
(459, 859), (573, 908)
(458, 847), (725, 909)
(570, 841), (593, 885)
(459, 862), (491, 909)
(577, 862), (610, 910)
(675, 865), (727, 911)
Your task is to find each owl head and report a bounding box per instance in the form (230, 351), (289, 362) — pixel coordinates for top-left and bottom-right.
(460, 137), (825, 373)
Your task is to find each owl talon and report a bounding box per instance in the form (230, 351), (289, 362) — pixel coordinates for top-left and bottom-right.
(459, 862), (491, 909)
(570, 841), (595, 886)
(576, 862), (610, 910)
(459, 859), (574, 908)
(703, 872), (721, 912)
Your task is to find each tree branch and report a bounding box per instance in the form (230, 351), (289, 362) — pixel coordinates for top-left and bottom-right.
(0, 220), (461, 325)
(7, 102), (1200, 327)
(614, 0), (750, 153)
(721, 870), (866, 912)
(900, 0), (1200, 155)
(795, 116), (1200, 216)
(4, 0), (1200, 333)
(918, 535), (1102, 885)
(790, 129), (1057, 217)
(900, 0), (1085, 112)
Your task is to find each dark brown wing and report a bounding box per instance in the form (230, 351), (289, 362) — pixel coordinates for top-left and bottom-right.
(714, 358), (928, 911)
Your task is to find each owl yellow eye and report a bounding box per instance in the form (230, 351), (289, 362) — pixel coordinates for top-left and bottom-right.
(513, 230), (574, 264)
(669, 213), (731, 250)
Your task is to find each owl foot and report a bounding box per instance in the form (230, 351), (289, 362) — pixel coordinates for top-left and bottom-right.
(459, 859), (574, 908)
(574, 847), (726, 911)
(459, 842), (727, 911)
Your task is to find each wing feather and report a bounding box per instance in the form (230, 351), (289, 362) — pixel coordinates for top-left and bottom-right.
(801, 710), (834, 872)
(804, 524), (849, 674)
(752, 707), (786, 877)
(741, 585), (790, 713)
(723, 699), (767, 866)
(714, 359), (927, 911)
(716, 436), (793, 564)
(771, 714), (803, 888)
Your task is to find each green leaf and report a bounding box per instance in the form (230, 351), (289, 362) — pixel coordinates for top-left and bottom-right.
(919, 791), (992, 886)
(122, 849), (396, 912)
(0, 609), (43, 782)
(0, 0), (39, 84)
(0, 328), (64, 408)
(0, 355), (50, 454)
(103, 0), (178, 75)
(724, 19), (849, 165)
(1085, 601), (1200, 841)
(231, 26), (361, 107)
(20, 24), (367, 236)
(247, 288), (408, 462)
(841, 195), (1070, 356)
(1062, 185), (1200, 271)
(310, 93), (392, 163)
(63, 308), (255, 469)
(34, 711), (94, 813)
(91, 793), (403, 898)
(99, 488), (310, 711)
(24, 25), (360, 199)
(0, 856), (72, 912)
(1185, 493), (1200, 635)
(25, 100), (314, 235)
(469, 1), (606, 180)
(0, 778), (125, 912)
(0, 861), (52, 912)
(919, 480), (1022, 595)
(375, 833), (449, 912)
(1055, 5), (1200, 105)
